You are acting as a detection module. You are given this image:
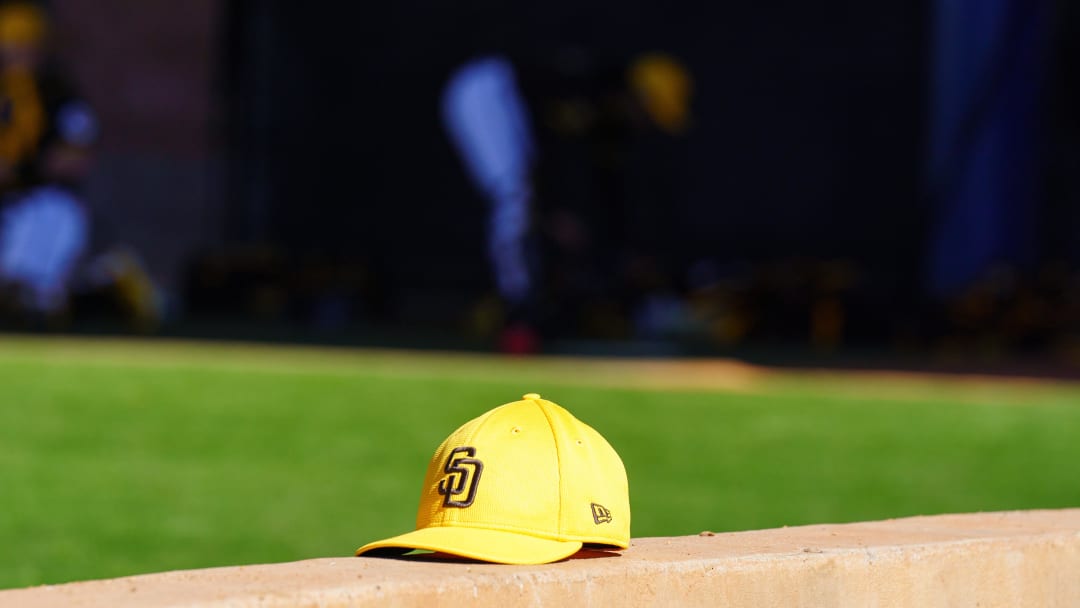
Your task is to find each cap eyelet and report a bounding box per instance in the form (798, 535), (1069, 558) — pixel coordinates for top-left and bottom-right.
(511, 426), (522, 435)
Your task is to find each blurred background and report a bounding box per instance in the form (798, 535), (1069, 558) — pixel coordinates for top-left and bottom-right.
(3, 1), (1080, 589)
(0, 0), (1078, 368)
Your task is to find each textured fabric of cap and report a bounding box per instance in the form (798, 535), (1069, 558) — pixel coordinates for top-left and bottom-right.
(356, 393), (630, 564)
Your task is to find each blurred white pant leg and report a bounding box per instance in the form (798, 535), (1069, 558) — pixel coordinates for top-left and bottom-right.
(0, 186), (89, 312)
(442, 56), (536, 303)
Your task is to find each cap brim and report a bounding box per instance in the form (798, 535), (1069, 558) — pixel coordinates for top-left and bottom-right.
(355, 526), (583, 565)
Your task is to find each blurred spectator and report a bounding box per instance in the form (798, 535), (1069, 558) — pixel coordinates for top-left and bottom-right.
(925, 0), (1053, 297)
(442, 49), (692, 351)
(0, 1), (95, 320)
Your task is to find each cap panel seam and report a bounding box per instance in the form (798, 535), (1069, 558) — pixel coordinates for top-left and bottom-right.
(461, 402), (509, 446)
(535, 400), (564, 536)
(430, 404), (503, 526)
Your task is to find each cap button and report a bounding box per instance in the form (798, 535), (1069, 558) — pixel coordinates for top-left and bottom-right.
(523, 393), (541, 401)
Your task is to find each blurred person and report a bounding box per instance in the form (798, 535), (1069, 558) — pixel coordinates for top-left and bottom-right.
(925, 0), (1053, 299)
(442, 50), (692, 352)
(0, 1), (96, 320)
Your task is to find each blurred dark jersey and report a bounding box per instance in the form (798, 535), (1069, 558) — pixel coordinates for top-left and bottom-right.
(0, 64), (96, 195)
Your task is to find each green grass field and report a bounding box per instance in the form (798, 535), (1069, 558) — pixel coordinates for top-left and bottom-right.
(1, 337), (1078, 589)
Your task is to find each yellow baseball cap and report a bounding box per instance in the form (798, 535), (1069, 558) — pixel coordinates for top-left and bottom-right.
(355, 393), (630, 564)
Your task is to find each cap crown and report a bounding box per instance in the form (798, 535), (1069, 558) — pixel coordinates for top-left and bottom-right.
(415, 394), (630, 548)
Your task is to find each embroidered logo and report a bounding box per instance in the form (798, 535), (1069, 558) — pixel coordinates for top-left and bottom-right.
(437, 446), (484, 507)
(591, 502), (612, 524)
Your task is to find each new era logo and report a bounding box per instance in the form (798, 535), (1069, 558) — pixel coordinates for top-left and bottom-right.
(591, 502), (612, 524)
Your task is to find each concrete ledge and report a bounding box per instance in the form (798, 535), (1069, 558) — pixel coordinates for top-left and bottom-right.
(5, 509), (1079, 607)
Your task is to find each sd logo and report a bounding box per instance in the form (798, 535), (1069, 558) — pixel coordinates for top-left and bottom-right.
(437, 446), (484, 507)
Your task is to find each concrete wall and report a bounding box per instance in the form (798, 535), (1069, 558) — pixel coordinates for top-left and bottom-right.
(3, 509), (1079, 607)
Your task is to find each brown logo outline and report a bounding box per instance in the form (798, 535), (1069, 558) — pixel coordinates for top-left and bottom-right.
(591, 502), (612, 524)
(437, 446), (484, 507)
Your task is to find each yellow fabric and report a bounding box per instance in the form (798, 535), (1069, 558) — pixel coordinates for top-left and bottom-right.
(0, 3), (47, 46)
(356, 393), (631, 564)
(0, 67), (45, 165)
(628, 53), (693, 134)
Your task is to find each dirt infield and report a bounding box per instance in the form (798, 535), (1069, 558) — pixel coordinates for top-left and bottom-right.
(2, 335), (1078, 404)
(3, 509), (1078, 607)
